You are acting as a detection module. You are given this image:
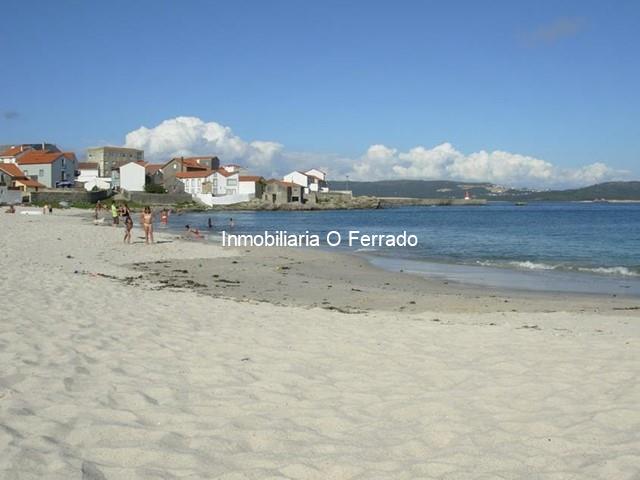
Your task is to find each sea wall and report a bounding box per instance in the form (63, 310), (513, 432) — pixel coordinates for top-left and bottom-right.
(30, 189), (111, 205)
(125, 192), (193, 205)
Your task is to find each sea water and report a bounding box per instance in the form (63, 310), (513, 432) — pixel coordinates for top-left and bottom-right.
(168, 202), (640, 296)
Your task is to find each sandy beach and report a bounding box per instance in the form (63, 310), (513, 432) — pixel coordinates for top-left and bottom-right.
(1, 208), (639, 479)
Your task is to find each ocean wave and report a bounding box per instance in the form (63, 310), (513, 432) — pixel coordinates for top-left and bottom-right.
(508, 261), (558, 271)
(355, 248), (379, 252)
(577, 266), (640, 277)
(476, 260), (559, 271)
(475, 260), (639, 277)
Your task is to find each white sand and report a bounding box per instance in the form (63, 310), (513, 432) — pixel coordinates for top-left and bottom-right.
(0, 209), (638, 479)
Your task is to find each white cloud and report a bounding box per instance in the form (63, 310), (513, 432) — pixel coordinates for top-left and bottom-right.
(125, 116), (282, 170)
(124, 116), (626, 188)
(349, 142), (624, 188)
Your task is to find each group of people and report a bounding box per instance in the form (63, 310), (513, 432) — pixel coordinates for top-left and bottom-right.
(94, 201), (166, 245)
(92, 201), (236, 244)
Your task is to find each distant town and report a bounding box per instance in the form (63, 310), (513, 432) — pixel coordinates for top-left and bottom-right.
(2, 143), (639, 208)
(0, 143), (344, 208)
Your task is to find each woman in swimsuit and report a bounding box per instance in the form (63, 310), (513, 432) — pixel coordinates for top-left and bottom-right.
(122, 203), (133, 244)
(141, 206), (154, 244)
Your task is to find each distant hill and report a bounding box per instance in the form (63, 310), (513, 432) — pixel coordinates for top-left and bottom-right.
(505, 182), (640, 201)
(328, 180), (499, 199)
(327, 180), (640, 201)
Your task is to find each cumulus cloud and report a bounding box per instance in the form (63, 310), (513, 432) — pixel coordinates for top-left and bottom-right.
(123, 116), (625, 188)
(350, 142), (624, 188)
(125, 116), (283, 170)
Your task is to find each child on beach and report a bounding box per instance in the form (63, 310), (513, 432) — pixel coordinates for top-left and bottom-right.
(160, 208), (169, 226)
(111, 202), (119, 226)
(185, 224), (204, 239)
(141, 206), (154, 244)
(122, 203), (133, 244)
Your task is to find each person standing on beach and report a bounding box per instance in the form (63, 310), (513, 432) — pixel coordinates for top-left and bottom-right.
(208, 217), (213, 229)
(141, 206), (154, 244)
(111, 202), (119, 227)
(122, 203), (133, 244)
(229, 217), (234, 228)
(94, 201), (102, 221)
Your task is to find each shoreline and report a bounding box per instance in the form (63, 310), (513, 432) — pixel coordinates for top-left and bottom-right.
(2, 208), (639, 479)
(133, 240), (640, 315)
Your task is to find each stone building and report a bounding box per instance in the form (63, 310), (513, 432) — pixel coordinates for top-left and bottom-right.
(87, 146), (144, 176)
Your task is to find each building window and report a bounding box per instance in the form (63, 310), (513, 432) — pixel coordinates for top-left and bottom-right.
(39, 169), (44, 177)
(227, 179), (237, 186)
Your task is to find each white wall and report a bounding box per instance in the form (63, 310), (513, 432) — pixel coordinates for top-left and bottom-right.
(305, 169), (326, 181)
(213, 172), (239, 196)
(119, 162), (146, 192)
(77, 168), (99, 183)
(238, 180), (256, 195)
(196, 193), (253, 206)
(83, 177), (111, 191)
(283, 171), (308, 187)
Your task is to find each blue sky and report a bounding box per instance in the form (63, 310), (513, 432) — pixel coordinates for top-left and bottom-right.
(1, 0), (639, 185)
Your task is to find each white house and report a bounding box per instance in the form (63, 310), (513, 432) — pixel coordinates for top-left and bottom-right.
(0, 145), (33, 163)
(283, 171), (309, 188)
(304, 169), (326, 181)
(176, 170), (215, 195)
(304, 169), (328, 192)
(17, 150), (77, 188)
(77, 162), (99, 182)
(239, 175), (264, 197)
(77, 162), (112, 191)
(212, 169), (240, 196)
(119, 161), (146, 192)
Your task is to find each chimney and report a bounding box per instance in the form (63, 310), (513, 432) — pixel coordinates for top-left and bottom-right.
(42, 142), (45, 151)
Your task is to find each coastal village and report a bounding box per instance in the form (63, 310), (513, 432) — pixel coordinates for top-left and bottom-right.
(0, 143), (339, 208)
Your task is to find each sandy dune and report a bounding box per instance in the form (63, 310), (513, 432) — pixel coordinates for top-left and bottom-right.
(0, 209), (638, 479)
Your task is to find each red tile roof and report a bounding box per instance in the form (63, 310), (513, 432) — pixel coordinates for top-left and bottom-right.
(239, 175), (264, 182)
(0, 163), (26, 177)
(78, 162), (99, 170)
(183, 159), (208, 169)
(145, 163), (163, 174)
(15, 178), (45, 188)
(16, 151), (64, 165)
(175, 169), (214, 179)
(0, 146), (31, 157)
(215, 168), (238, 177)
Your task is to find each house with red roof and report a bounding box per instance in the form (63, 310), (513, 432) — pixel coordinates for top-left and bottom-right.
(160, 156), (220, 193)
(283, 169), (328, 194)
(16, 150), (77, 188)
(239, 175), (265, 198)
(0, 163), (45, 193)
(175, 169), (215, 195)
(263, 179), (304, 204)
